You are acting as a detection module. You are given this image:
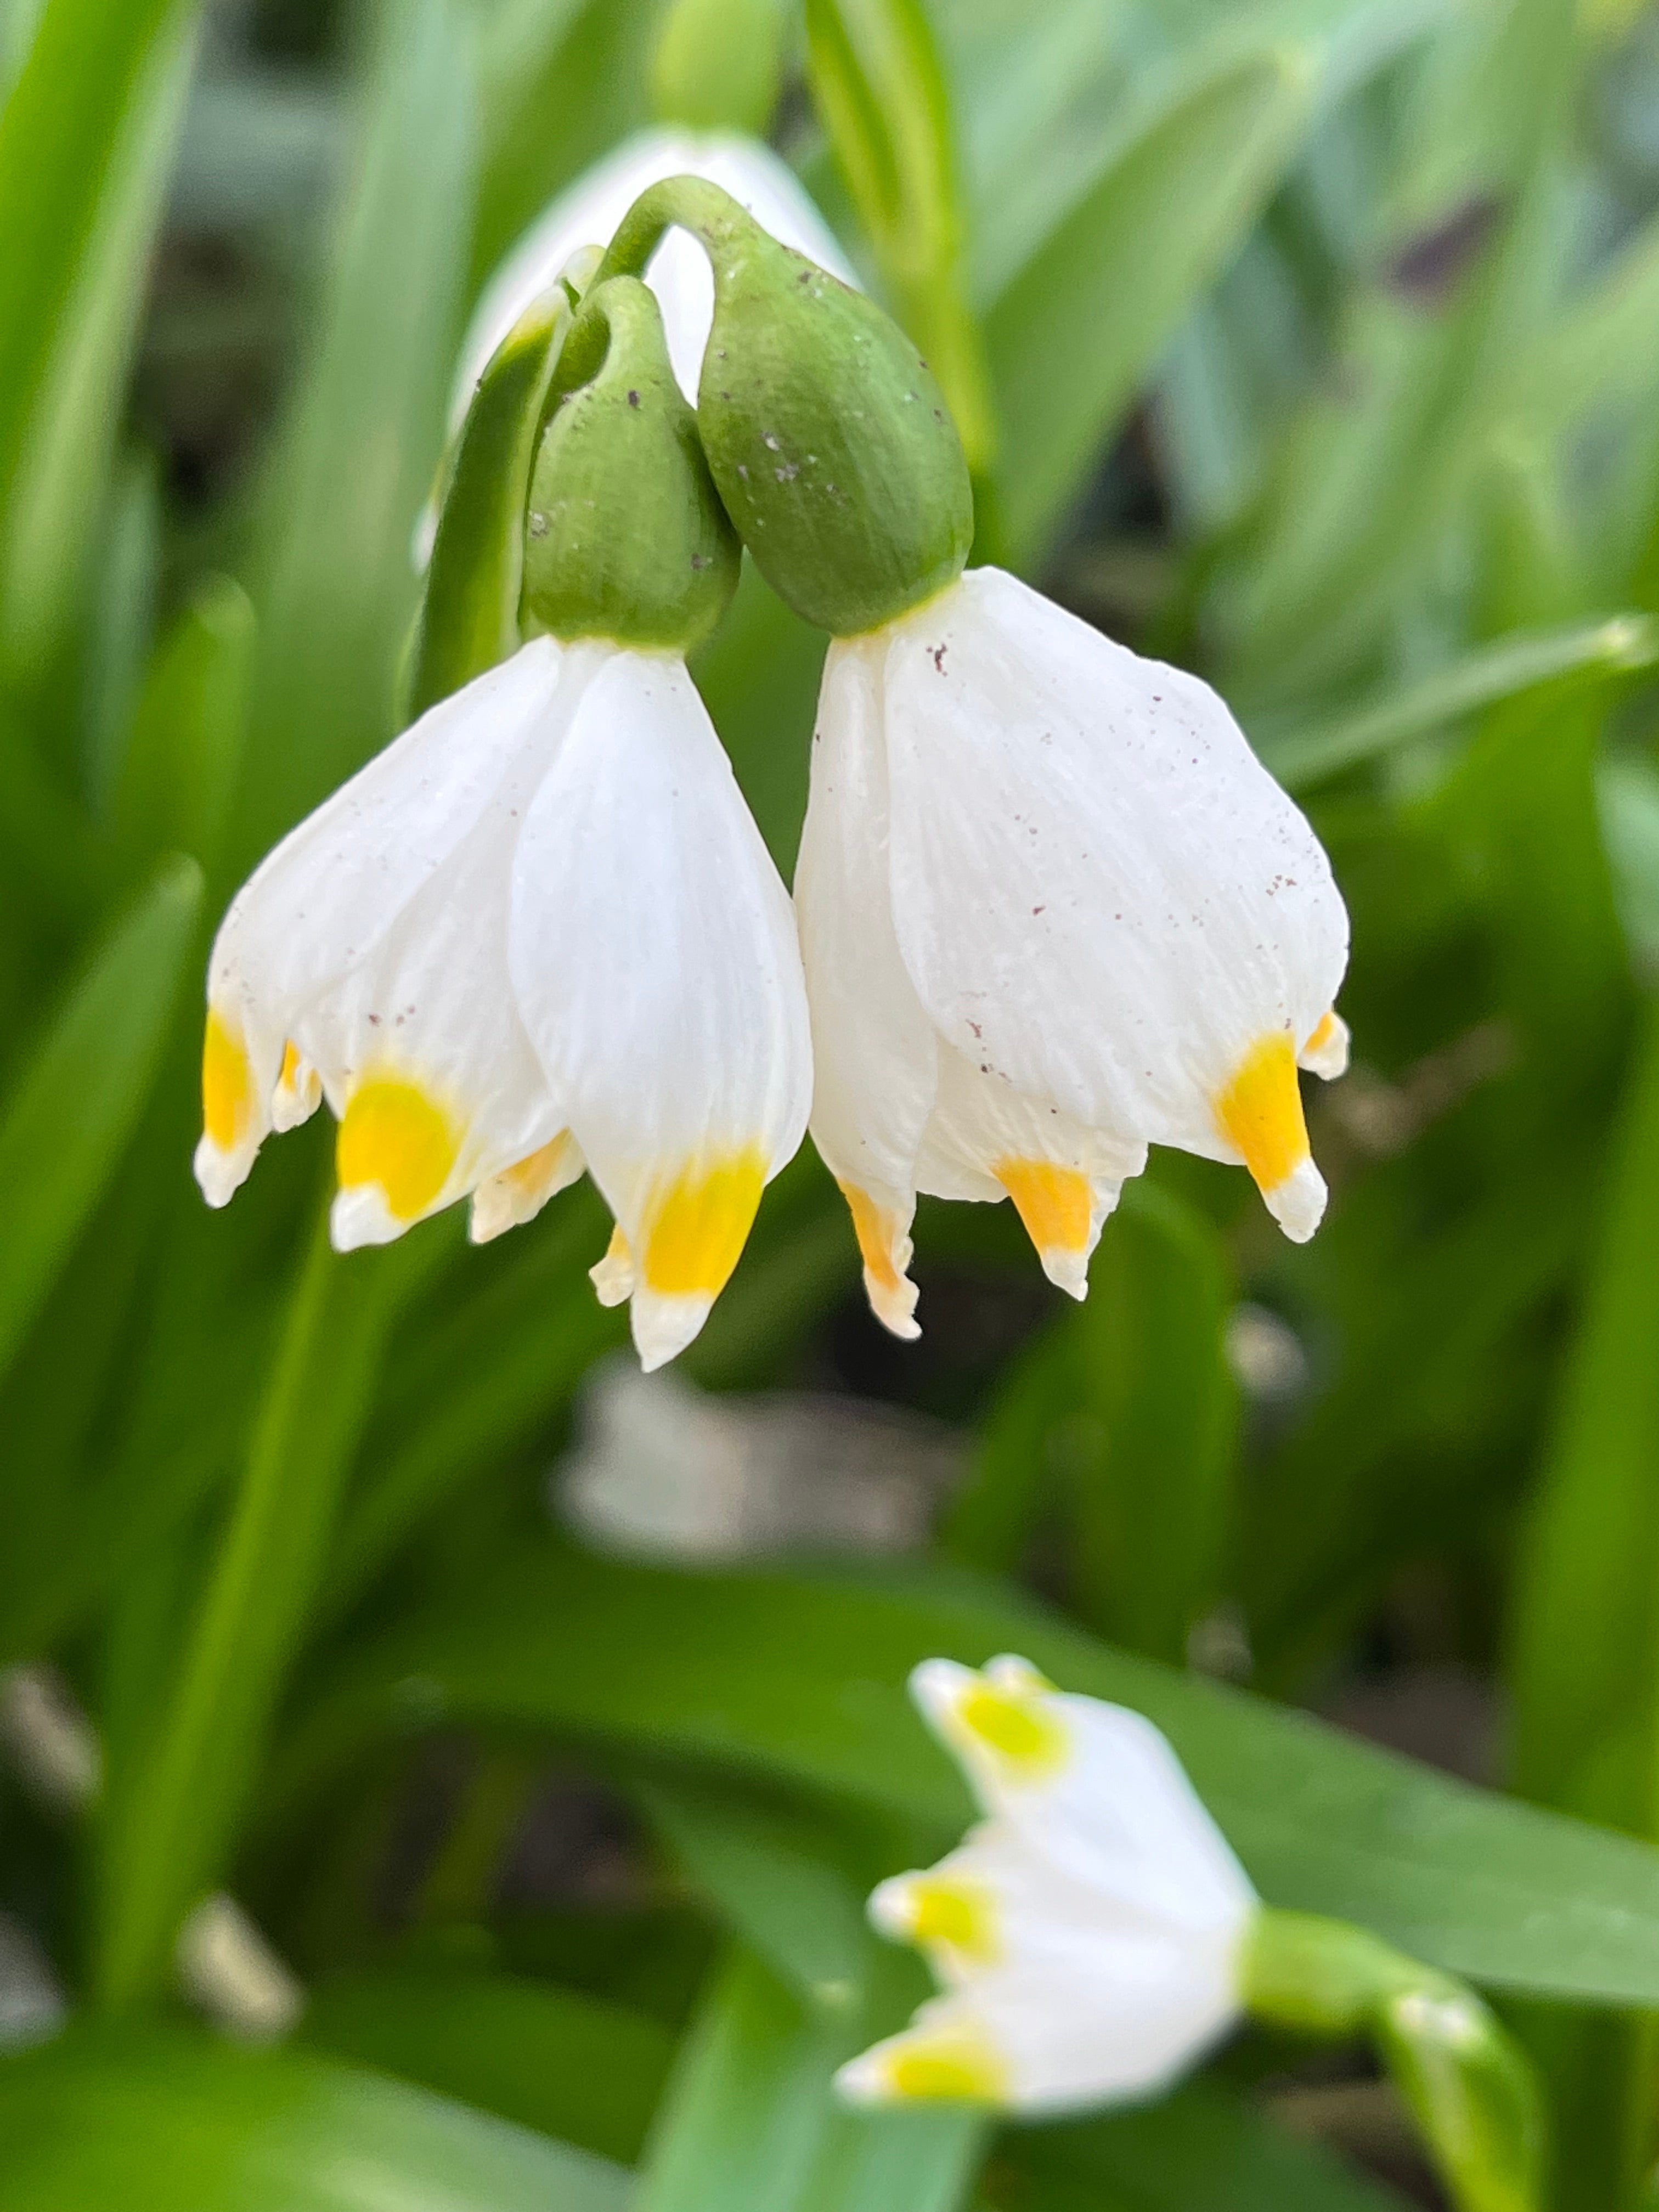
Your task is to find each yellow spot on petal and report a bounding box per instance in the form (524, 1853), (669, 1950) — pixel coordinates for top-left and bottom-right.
(1215, 1032), (1310, 1194)
(993, 1158), (1091, 1256)
(336, 1077), (458, 1222)
(1305, 1012), (1337, 1058)
(840, 1182), (901, 1291)
(202, 1011), (252, 1150)
(279, 1041), (302, 1090)
(642, 1149), (766, 1297)
(885, 2034), (1006, 2104)
(955, 1680), (1068, 1775)
(605, 1223), (631, 1266)
(905, 1878), (998, 1963)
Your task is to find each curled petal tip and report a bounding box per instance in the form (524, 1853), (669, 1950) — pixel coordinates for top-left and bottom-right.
(590, 1225), (636, 1308)
(838, 1183), (921, 1339)
(193, 1136), (251, 1210)
(329, 1184), (408, 1252)
(631, 1288), (716, 1372)
(1263, 1156), (1328, 1244)
(1299, 1011), (1350, 1082)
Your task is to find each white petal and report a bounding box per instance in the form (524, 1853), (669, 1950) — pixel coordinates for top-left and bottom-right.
(452, 129), (856, 421)
(509, 647), (811, 1369)
(881, 571), (1347, 1229)
(917, 1047), (1145, 1299)
(469, 1130), (587, 1244)
(193, 641), (566, 1211)
(909, 1658), (1257, 1934)
(1299, 1008), (1350, 1080)
(795, 637), (939, 1338)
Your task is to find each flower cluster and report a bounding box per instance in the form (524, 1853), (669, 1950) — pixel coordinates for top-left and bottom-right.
(195, 137), (1349, 1369)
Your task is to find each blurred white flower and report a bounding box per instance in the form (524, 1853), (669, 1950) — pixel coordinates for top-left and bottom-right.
(195, 637), (810, 1370)
(836, 1656), (1257, 2114)
(795, 568), (1349, 1336)
(454, 129), (856, 421)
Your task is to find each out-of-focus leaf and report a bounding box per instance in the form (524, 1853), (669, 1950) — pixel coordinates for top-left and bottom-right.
(302, 1966), (673, 2165)
(81, 445), (161, 812)
(112, 574), (255, 881)
(636, 1946), (983, 2212)
(651, 0), (787, 134)
(1601, 755), (1659, 978)
(1257, 614), (1659, 791)
(278, 1547), (1659, 2006)
(991, 2082), (1412, 2210)
(408, 283), (569, 720)
(0, 2025), (630, 2211)
(0, 854), (201, 1384)
(1509, 1005), (1659, 1826)
(986, 43), (1314, 563)
(806, 0), (996, 474)
(94, 1213), (438, 2012)
(0, 0), (200, 687)
(230, 0), (476, 868)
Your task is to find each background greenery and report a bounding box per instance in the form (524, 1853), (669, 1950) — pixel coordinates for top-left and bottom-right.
(4, 0), (1659, 2203)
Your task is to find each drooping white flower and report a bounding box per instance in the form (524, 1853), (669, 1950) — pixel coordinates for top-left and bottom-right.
(196, 637), (811, 1370)
(835, 1656), (1257, 2114)
(455, 131), (857, 425)
(795, 567), (1350, 1336)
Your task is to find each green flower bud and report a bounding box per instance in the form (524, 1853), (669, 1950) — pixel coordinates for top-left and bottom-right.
(522, 274), (741, 654)
(1242, 1910), (1543, 2212)
(600, 175), (973, 636)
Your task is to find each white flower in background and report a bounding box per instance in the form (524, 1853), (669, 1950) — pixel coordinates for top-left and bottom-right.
(195, 637), (811, 1370)
(454, 129), (857, 423)
(836, 1656), (1257, 2114)
(795, 568), (1349, 1338)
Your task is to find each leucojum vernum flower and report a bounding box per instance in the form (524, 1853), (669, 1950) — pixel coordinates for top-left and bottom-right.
(196, 165), (1347, 1368)
(188, 156), (1544, 2210)
(838, 1658), (1542, 2212)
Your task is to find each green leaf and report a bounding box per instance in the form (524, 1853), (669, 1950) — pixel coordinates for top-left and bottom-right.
(805, 0), (997, 474)
(1256, 615), (1659, 792)
(0, 0), (201, 687)
(278, 1547), (1659, 2008)
(0, 2025), (630, 2211)
(111, 574), (256, 880)
(994, 2080), (1413, 2211)
(636, 1946), (983, 2212)
(302, 1966), (674, 2165)
(651, 0), (788, 134)
(0, 854), (201, 1384)
(407, 283), (570, 720)
(985, 44), (1314, 563)
(93, 1211), (441, 2012)
(230, 0), (476, 869)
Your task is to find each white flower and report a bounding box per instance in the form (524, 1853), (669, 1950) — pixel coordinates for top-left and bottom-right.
(795, 567), (1350, 1336)
(454, 130), (857, 424)
(195, 637), (811, 1371)
(835, 1656), (1257, 2115)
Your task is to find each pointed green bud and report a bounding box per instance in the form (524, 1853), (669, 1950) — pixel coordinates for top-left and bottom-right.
(1242, 1910), (1543, 2212)
(600, 175), (973, 636)
(522, 273), (740, 653)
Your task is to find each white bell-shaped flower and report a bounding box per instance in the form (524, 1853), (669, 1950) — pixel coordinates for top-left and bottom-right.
(836, 1656), (1258, 2114)
(196, 637), (811, 1371)
(795, 567), (1350, 1336)
(455, 129), (856, 425)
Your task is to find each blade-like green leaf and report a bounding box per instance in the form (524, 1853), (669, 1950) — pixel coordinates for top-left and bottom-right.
(0, 0), (201, 686)
(0, 854), (201, 1383)
(94, 1211), (439, 2012)
(111, 574), (255, 882)
(230, 0), (476, 868)
(277, 1548), (1659, 2007)
(986, 44), (1314, 563)
(637, 1946), (983, 2212)
(303, 1966), (674, 2165)
(0, 2026), (630, 2212)
(993, 2082), (1412, 2211)
(1256, 615), (1659, 791)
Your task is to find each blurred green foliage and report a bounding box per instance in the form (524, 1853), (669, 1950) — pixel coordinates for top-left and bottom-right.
(7, 0), (1659, 2205)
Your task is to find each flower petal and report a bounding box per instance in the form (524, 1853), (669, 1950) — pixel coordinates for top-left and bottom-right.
(509, 646), (811, 1368)
(469, 1130), (586, 1245)
(195, 640), (563, 1209)
(1299, 1007), (1350, 1080)
(795, 635), (939, 1338)
(881, 570), (1347, 1232)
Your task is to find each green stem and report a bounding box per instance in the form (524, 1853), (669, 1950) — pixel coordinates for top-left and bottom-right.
(93, 1200), (427, 2011)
